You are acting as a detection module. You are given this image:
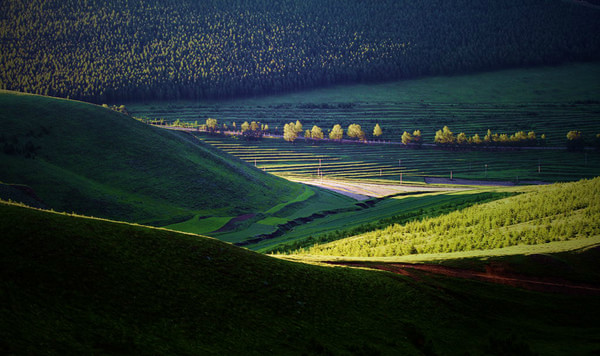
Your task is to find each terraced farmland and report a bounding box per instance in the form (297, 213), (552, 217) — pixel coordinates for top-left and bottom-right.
(198, 135), (600, 183)
(129, 64), (600, 183)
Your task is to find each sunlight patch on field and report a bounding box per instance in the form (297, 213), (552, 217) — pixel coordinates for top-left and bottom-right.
(283, 177), (468, 199)
(281, 235), (600, 264)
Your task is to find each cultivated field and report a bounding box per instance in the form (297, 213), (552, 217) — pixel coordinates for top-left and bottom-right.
(198, 135), (600, 183)
(130, 63), (600, 184)
(129, 63), (600, 146)
(299, 177), (600, 257)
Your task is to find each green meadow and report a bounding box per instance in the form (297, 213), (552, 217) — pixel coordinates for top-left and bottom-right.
(0, 91), (302, 225)
(2, 1), (600, 354)
(2, 200), (600, 355)
(257, 189), (515, 253)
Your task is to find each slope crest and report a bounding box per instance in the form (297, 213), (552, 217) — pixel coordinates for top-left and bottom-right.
(0, 91), (301, 223)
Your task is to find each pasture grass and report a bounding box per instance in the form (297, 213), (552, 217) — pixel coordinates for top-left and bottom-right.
(286, 236), (600, 265)
(2, 200), (600, 355)
(0, 91), (302, 224)
(264, 184), (314, 214)
(165, 215), (232, 235)
(212, 186), (356, 243)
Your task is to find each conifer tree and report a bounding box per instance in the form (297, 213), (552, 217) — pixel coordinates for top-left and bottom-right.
(373, 123), (383, 139)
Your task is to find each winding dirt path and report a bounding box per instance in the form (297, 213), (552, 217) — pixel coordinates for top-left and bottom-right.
(326, 261), (600, 295)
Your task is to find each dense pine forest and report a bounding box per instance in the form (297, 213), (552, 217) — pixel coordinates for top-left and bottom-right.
(1, 0), (599, 103)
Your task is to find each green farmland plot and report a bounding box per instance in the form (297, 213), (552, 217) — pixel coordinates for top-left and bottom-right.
(212, 186), (356, 244)
(198, 134), (600, 183)
(252, 189), (514, 253)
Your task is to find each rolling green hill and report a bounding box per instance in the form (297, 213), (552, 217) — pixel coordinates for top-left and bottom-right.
(0, 91), (302, 224)
(2, 200), (599, 355)
(300, 178), (600, 257)
(1, 0), (599, 102)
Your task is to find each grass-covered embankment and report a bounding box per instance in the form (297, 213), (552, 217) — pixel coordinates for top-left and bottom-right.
(2, 200), (600, 355)
(0, 91), (302, 224)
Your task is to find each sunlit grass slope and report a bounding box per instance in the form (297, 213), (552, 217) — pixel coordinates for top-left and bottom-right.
(0, 91), (302, 224)
(302, 178), (600, 257)
(2, 201), (600, 355)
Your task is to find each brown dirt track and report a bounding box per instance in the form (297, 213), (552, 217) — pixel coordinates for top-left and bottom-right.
(326, 261), (600, 295)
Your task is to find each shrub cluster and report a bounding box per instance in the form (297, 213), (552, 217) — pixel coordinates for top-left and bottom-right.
(434, 127), (546, 147)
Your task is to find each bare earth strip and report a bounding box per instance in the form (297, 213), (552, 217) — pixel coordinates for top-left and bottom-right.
(284, 177), (468, 200)
(326, 260), (600, 295)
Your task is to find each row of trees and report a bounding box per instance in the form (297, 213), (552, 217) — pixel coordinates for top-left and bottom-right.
(566, 131), (600, 151)
(157, 117), (600, 149)
(433, 126), (546, 147)
(302, 177), (600, 257)
(283, 122), (384, 143)
(401, 130), (423, 146)
(1, 0), (599, 103)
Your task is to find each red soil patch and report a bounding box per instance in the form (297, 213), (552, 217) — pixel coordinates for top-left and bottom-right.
(327, 261), (600, 295)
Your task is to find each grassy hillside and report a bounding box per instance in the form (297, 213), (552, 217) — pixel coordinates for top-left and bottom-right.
(0, 91), (302, 224)
(1, 0), (599, 102)
(2, 200), (600, 355)
(300, 177), (600, 257)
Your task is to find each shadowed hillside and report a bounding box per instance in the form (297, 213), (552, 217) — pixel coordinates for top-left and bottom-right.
(1, 201), (599, 355)
(0, 91), (302, 224)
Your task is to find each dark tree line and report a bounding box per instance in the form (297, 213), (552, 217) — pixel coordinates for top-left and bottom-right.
(1, 0), (599, 103)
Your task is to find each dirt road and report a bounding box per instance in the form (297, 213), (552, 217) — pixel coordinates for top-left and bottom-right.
(326, 261), (600, 295)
